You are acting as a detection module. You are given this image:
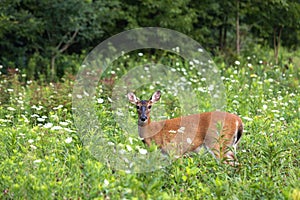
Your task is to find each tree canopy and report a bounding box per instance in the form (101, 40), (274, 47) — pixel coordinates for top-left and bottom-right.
(0, 0), (299, 80)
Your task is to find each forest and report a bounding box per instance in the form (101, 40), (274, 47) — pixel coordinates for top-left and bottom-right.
(1, 0), (300, 80)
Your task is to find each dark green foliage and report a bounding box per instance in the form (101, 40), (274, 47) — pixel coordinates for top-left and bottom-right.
(0, 0), (120, 80)
(1, 0), (300, 80)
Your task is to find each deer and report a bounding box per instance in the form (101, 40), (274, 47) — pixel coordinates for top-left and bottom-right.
(127, 90), (243, 165)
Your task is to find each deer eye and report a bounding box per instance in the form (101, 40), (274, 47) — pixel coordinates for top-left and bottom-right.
(136, 106), (140, 109)
(148, 105), (152, 109)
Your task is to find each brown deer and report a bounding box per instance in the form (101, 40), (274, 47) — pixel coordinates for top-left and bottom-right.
(127, 90), (243, 165)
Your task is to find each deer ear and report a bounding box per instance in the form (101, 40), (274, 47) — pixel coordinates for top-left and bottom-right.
(150, 90), (161, 103)
(127, 92), (139, 104)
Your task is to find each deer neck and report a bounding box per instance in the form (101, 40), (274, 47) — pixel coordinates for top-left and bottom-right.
(138, 117), (152, 138)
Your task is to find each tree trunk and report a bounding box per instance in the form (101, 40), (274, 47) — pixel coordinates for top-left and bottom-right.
(51, 54), (57, 81)
(50, 29), (79, 81)
(274, 26), (283, 65)
(236, 0), (240, 55)
(218, 17), (228, 52)
(219, 26), (223, 51)
(223, 23), (227, 49)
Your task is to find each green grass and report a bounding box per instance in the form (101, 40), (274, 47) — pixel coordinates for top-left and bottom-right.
(0, 52), (300, 199)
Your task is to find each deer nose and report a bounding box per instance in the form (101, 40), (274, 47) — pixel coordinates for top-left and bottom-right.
(140, 115), (147, 121)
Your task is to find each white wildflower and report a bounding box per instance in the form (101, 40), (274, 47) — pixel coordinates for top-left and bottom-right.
(174, 46), (180, 53)
(37, 118), (45, 122)
(126, 145), (133, 151)
(44, 123), (53, 129)
(33, 159), (42, 163)
(128, 137), (133, 145)
(193, 59), (200, 64)
(21, 115), (29, 123)
(31, 105), (43, 111)
(65, 137), (72, 144)
(51, 126), (62, 131)
(7, 107), (16, 111)
(168, 130), (177, 134)
(262, 105), (268, 110)
(64, 128), (75, 133)
(107, 142), (114, 146)
(83, 91), (89, 97)
(234, 60), (240, 65)
(28, 139), (34, 143)
(119, 149), (126, 155)
(139, 148), (148, 155)
(232, 100), (239, 104)
(97, 98), (104, 104)
(208, 85), (214, 91)
(289, 93), (296, 97)
(242, 116), (253, 121)
(104, 179), (109, 186)
(53, 105), (63, 110)
(59, 121), (69, 126)
(271, 110), (280, 113)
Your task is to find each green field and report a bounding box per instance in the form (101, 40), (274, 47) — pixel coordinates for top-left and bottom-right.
(0, 53), (299, 199)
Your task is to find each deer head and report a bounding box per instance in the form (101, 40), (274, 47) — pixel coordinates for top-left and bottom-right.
(127, 90), (161, 126)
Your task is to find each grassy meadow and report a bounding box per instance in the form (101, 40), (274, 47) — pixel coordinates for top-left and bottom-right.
(0, 51), (300, 199)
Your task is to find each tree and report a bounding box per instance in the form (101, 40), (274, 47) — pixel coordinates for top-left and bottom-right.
(246, 0), (300, 64)
(0, 0), (43, 70)
(236, 0), (240, 55)
(190, 0), (240, 55)
(120, 0), (197, 35)
(0, 0), (121, 80)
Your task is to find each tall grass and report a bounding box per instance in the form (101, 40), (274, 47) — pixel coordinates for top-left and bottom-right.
(0, 51), (299, 199)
